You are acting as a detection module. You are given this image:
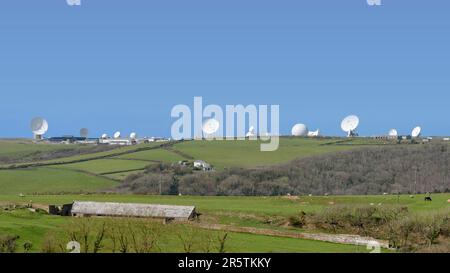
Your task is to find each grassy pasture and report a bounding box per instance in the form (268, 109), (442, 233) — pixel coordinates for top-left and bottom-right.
(0, 139), (66, 155)
(53, 159), (151, 175)
(1, 193), (447, 253)
(116, 148), (186, 163)
(173, 138), (366, 168)
(0, 209), (371, 253)
(1, 193), (448, 215)
(2, 141), (163, 168)
(0, 168), (117, 195)
(0, 138), (448, 253)
(0, 139), (107, 165)
(103, 170), (147, 180)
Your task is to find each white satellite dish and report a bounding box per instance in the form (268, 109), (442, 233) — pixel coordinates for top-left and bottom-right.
(30, 117), (49, 139)
(101, 134), (108, 139)
(80, 128), (89, 138)
(113, 131), (121, 139)
(202, 119), (220, 136)
(341, 115), (359, 137)
(388, 129), (398, 137)
(246, 126), (257, 138)
(308, 129), (320, 137)
(130, 132), (137, 139)
(411, 126), (422, 138)
(291, 124), (308, 137)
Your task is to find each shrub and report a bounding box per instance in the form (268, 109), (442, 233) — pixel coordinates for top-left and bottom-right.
(288, 211), (307, 228)
(23, 241), (33, 253)
(0, 235), (19, 253)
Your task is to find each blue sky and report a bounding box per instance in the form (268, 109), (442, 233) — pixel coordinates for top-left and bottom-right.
(0, 0), (449, 138)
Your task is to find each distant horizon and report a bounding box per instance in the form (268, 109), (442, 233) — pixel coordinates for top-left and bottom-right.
(1, 1), (449, 137)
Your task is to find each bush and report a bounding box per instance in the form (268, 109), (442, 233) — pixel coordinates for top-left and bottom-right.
(309, 205), (408, 236)
(23, 241), (33, 253)
(288, 211), (307, 228)
(0, 235), (19, 253)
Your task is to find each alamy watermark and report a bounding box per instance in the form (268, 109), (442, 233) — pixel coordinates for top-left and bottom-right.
(65, 1), (381, 8)
(367, 0), (382, 6)
(171, 97), (280, 151)
(66, 0), (81, 6)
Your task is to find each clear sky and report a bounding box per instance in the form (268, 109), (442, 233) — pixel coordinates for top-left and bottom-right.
(1, 0), (449, 138)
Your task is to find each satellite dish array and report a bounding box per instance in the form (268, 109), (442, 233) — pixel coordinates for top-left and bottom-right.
(291, 115), (422, 139)
(105, 131), (138, 139)
(30, 116), (425, 141)
(291, 124), (320, 137)
(30, 117), (139, 141)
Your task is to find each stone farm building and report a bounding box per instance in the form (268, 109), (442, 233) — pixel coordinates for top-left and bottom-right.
(68, 201), (197, 221)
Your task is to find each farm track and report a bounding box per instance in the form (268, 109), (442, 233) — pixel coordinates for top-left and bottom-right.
(107, 157), (161, 163)
(98, 168), (148, 176)
(163, 146), (195, 160)
(194, 223), (390, 249)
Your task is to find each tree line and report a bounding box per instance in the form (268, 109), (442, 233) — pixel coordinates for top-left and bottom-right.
(118, 144), (450, 196)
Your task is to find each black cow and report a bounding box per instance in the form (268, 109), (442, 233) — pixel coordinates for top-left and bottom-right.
(424, 197), (432, 202)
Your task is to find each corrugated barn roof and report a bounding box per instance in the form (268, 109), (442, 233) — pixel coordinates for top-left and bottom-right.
(71, 201), (196, 220)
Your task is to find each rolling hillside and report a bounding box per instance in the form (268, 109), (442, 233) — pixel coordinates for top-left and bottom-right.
(0, 138), (449, 253)
(0, 137), (439, 195)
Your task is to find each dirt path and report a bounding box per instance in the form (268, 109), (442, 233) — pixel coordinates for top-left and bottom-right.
(194, 223), (390, 249)
(163, 146), (195, 160)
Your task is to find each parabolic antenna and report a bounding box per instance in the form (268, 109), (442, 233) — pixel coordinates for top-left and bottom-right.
(246, 126), (256, 137)
(308, 129), (320, 137)
(101, 134), (108, 139)
(80, 128), (89, 138)
(202, 119), (220, 135)
(130, 132), (137, 139)
(113, 131), (121, 139)
(411, 126), (422, 138)
(388, 129), (398, 137)
(291, 124), (308, 137)
(341, 115), (359, 137)
(30, 117), (49, 138)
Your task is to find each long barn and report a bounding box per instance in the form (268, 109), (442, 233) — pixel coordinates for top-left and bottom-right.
(69, 201), (197, 221)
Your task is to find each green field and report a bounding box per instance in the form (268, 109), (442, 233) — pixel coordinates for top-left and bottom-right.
(0, 168), (117, 195)
(0, 139), (66, 156)
(53, 159), (151, 175)
(0, 138), (448, 253)
(173, 138), (363, 168)
(1, 193), (448, 253)
(0, 209), (370, 253)
(0, 139), (108, 166)
(2, 193), (448, 215)
(1, 138), (372, 196)
(1, 141), (163, 168)
(116, 148), (186, 163)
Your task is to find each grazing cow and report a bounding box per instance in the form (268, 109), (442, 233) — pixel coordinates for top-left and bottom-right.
(424, 197), (432, 202)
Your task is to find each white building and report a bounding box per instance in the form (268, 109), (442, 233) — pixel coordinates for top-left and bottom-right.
(99, 138), (132, 146)
(193, 160), (213, 171)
